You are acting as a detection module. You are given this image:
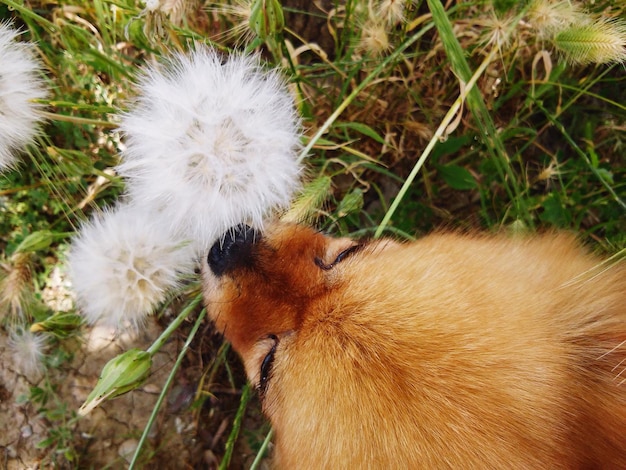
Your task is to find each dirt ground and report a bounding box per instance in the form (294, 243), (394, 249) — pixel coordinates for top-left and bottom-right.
(0, 268), (268, 469)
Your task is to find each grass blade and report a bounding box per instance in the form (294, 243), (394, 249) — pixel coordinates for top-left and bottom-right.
(425, 0), (533, 227)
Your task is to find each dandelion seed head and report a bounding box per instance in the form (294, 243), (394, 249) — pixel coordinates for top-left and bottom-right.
(117, 47), (302, 252)
(0, 22), (47, 172)
(479, 13), (515, 53)
(142, 0), (193, 25)
(68, 204), (196, 330)
(8, 328), (48, 379)
(358, 19), (391, 57)
(377, 0), (407, 26)
(208, 1), (255, 45)
(527, 0), (587, 38)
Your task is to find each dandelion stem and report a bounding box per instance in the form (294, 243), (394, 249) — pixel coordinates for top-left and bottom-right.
(146, 293), (203, 356)
(297, 22), (435, 164)
(128, 305), (207, 470)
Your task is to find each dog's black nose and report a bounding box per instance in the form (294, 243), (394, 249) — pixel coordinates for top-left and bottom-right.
(208, 224), (259, 277)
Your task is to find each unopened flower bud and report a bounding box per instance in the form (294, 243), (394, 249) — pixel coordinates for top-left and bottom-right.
(249, 0), (285, 41)
(30, 312), (83, 338)
(79, 348), (152, 416)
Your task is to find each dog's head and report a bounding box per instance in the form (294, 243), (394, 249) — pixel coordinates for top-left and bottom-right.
(202, 222), (396, 395)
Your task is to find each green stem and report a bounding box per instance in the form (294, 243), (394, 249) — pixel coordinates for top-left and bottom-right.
(374, 46), (498, 238)
(40, 111), (117, 128)
(532, 100), (626, 211)
(146, 293), (203, 356)
(128, 306), (207, 469)
(297, 23), (435, 164)
(425, 0), (533, 228)
(250, 428), (274, 470)
(219, 382), (252, 470)
(1, 0), (57, 30)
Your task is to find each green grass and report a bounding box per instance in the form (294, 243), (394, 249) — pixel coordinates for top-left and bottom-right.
(1, 0), (624, 467)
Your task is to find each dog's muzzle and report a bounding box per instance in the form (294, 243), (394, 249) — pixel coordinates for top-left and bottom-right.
(208, 224), (259, 277)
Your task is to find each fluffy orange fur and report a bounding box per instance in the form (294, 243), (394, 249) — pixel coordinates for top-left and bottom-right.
(202, 223), (626, 468)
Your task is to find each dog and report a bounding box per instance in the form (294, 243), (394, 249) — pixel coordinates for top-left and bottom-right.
(202, 222), (626, 468)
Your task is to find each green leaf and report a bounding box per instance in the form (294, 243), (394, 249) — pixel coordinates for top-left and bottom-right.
(335, 122), (386, 144)
(36, 437), (56, 449)
(596, 168), (614, 185)
(492, 0), (522, 15)
(432, 135), (471, 162)
(437, 164), (478, 190)
(539, 193), (572, 227)
(14, 230), (55, 254)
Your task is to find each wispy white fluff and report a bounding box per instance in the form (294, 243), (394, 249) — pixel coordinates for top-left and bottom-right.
(0, 22), (47, 172)
(8, 328), (48, 379)
(117, 47), (302, 253)
(67, 203), (195, 330)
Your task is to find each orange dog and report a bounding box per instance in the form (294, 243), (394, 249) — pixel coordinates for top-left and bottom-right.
(202, 223), (626, 468)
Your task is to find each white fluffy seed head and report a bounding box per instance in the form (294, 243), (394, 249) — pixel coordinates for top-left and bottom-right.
(117, 46), (302, 253)
(8, 328), (48, 379)
(67, 204), (196, 330)
(0, 22), (47, 172)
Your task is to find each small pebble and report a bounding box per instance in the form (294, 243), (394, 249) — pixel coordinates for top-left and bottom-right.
(20, 425), (33, 438)
(118, 438), (139, 464)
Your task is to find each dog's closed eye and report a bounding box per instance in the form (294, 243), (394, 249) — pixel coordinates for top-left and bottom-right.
(315, 244), (362, 271)
(259, 334), (278, 396)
